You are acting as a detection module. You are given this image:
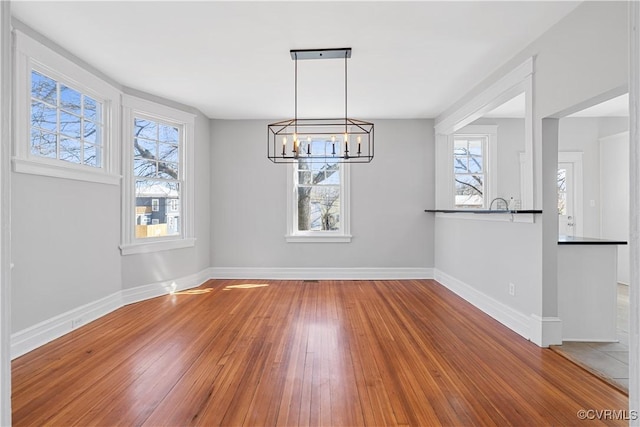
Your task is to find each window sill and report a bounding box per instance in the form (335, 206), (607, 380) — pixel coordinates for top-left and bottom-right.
(285, 234), (352, 243)
(13, 157), (121, 186)
(120, 237), (196, 255)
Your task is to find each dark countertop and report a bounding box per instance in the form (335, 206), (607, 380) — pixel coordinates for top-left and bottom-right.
(558, 235), (627, 245)
(424, 209), (542, 214)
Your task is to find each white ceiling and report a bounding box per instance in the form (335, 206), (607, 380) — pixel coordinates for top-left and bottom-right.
(11, 1), (582, 120)
(568, 93), (629, 117)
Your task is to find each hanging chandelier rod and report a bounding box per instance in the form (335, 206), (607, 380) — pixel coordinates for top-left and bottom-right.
(267, 47), (373, 164)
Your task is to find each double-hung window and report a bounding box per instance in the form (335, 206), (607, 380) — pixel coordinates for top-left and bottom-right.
(14, 30), (119, 184)
(450, 125), (497, 209)
(453, 135), (487, 208)
(120, 95), (194, 254)
(286, 139), (351, 243)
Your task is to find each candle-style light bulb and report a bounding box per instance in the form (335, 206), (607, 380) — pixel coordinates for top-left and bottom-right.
(357, 135), (362, 155)
(344, 132), (349, 157)
(293, 133), (298, 154)
(282, 136), (287, 156)
(331, 135), (336, 155)
(306, 136), (311, 155)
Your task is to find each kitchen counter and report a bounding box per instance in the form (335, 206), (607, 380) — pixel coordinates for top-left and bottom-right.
(558, 235), (627, 245)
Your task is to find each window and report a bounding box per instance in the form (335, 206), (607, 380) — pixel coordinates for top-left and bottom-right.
(449, 125), (497, 210)
(14, 30), (119, 185)
(454, 135), (487, 208)
(134, 116), (180, 239)
(286, 139), (351, 243)
(120, 95), (195, 255)
(30, 70), (103, 167)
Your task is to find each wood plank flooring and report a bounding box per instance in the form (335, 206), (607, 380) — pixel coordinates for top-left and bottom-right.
(12, 279), (629, 426)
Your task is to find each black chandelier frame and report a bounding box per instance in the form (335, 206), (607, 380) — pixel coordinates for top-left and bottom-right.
(267, 48), (374, 164)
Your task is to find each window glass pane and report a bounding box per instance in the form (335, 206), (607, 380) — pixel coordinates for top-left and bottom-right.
(30, 129), (57, 158)
(29, 69), (103, 169)
(159, 124), (179, 143)
(134, 159), (156, 177)
(135, 118), (157, 139)
(298, 170), (312, 185)
(455, 174), (484, 207)
(59, 137), (82, 164)
(323, 170), (340, 185)
(134, 138), (157, 159)
(31, 70), (57, 104)
(467, 153), (483, 173)
(453, 139), (468, 156)
(84, 143), (100, 167)
(135, 179), (180, 238)
(83, 96), (100, 122)
(60, 111), (81, 138)
(558, 193), (567, 216)
(31, 101), (57, 132)
(467, 139), (483, 173)
(454, 155), (467, 172)
(297, 186), (341, 231)
(60, 84), (82, 115)
(157, 161), (179, 179)
(557, 169), (567, 192)
(83, 120), (101, 145)
(158, 142), (179, 163)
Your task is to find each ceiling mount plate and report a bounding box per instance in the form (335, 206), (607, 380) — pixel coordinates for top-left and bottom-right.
(290, 48), (352, 60)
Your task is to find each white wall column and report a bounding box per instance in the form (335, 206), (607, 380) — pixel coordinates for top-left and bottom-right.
(629, 1), (640, 422)
(0, 0), (12, 425)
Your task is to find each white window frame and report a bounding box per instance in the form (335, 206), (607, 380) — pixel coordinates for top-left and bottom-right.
(286, 161), (351, 243)
(434, 58), (534, 223)
(13, 30), (120, 185)
(448, 125), (497, 209)
(120, 95), (195, 255)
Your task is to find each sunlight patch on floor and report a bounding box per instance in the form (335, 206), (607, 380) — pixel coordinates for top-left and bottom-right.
(173, 288), (214, 295)
(223, 284), (270, 290)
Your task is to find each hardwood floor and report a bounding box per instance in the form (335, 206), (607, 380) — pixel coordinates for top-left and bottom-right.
(12, 279), (628, 426)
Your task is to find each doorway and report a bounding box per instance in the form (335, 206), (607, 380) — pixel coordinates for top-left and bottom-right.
(557, 152), (583, 238)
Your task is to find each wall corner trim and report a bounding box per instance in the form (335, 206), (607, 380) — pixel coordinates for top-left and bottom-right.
(529, 315), (563, 348)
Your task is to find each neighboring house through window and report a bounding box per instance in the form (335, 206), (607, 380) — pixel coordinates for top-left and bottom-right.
(120, 95), (195, 255)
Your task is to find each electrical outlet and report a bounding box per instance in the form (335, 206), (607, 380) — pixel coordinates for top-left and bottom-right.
(72, 317), (83, 328)
(508, 283), (516, 296)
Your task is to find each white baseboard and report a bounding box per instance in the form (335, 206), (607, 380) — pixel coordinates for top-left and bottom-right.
(530, 315), (562, 347)
(121, 268), (213, 305)
(434, 269), (534, 344)
(11, 268), (211, 360)
(210, 267), (434, 280)
(11, 291), (123, 359)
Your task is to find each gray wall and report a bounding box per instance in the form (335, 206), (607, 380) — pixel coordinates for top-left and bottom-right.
(470, 117), (526, 202)
(210, 119), (435, 269)
(11, 175), (121, 331)
(10, 29), (212, 332)
(434, 1), (628, 335)
(121, 111), (211, 289)
(559, 117), (629, 239)
(12, 108), (211, 332)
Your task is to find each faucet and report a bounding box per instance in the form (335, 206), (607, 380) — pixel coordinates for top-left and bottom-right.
(489, 197), (509, 211)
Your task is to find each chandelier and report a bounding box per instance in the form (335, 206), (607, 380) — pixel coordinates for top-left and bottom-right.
(267, 48), (374, 164)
